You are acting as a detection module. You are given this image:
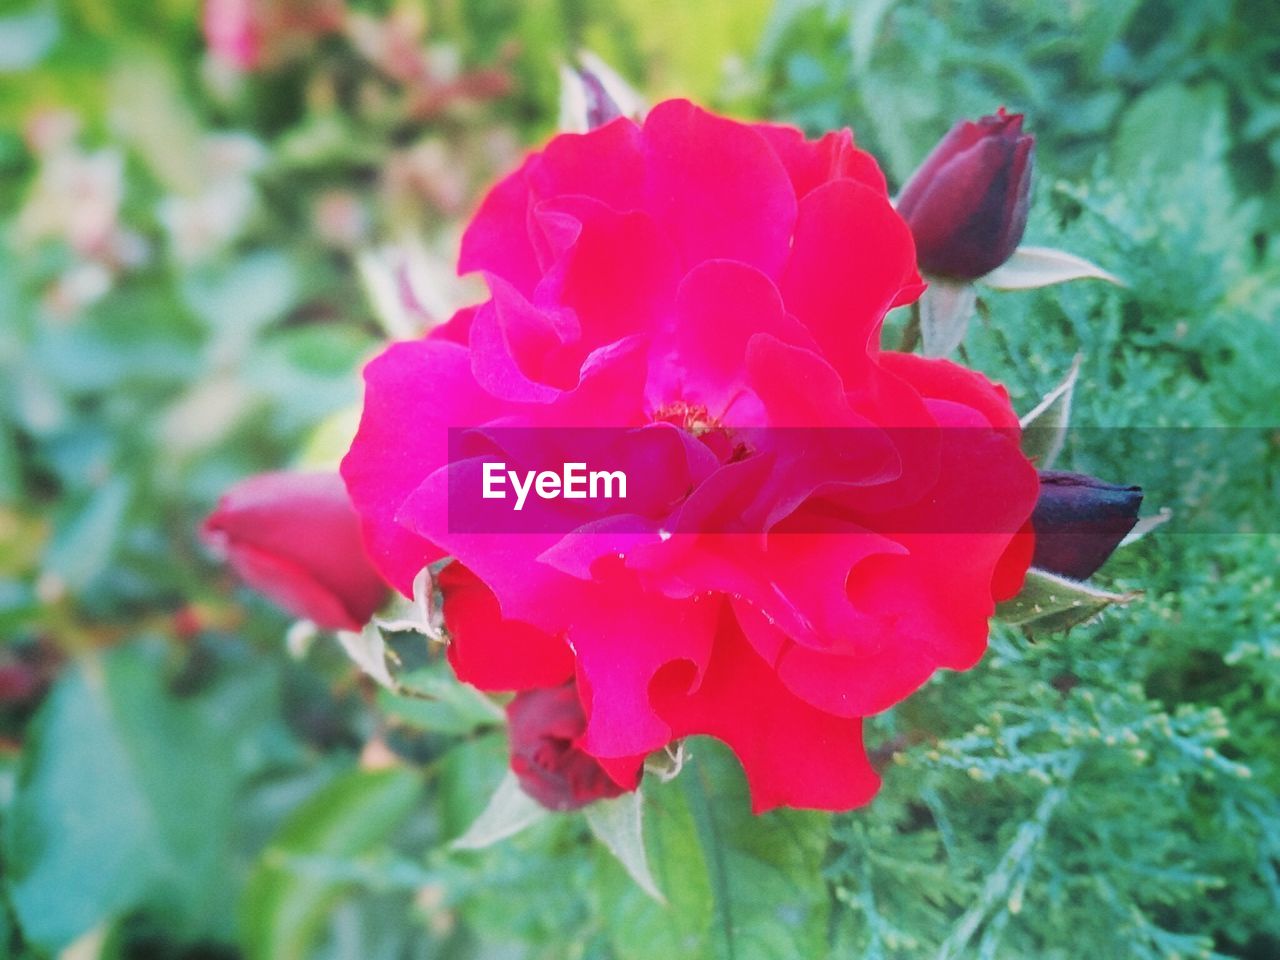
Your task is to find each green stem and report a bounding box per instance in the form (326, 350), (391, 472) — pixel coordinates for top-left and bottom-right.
(898, 300), (922, 353)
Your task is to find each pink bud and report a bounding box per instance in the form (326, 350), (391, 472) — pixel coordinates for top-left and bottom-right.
(202, 471), (387, 630)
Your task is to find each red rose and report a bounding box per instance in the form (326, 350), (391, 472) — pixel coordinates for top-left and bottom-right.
(507, 684), (629, 811)
(343, 100), (1038, 811)
(202, 471), (386, 631)
(897, 108), (1034, 279)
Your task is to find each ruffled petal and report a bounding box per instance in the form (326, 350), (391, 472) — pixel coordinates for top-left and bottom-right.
(670, 260), (815, 419)
(653, 609), (880, 813)
(458, 156), (541, 295)
(440, 563), (575, 691)
(751, 123), (888, 198)
(572, 577), (721, 759)
(528, 117), (646, 213)
(342, 340), (504, 595)
(642, 99), (797, 276)
(780, 179), (922, 389)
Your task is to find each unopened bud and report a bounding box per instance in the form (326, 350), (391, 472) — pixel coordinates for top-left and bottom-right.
(1031, 471), (1143, 580)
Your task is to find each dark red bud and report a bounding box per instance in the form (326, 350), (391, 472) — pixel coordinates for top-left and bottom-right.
(897, 108), (1035, 280)
(1031, 471), (1143, 580)
(202, 471), (388, 631)
(507, 685), (630, 811)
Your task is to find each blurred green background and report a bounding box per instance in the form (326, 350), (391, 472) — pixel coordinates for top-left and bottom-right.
(1, 1), (1278, 958)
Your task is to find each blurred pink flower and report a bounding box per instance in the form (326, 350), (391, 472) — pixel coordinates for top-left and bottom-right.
(203, 471), (387, 631)
(203, 0), (344, 71)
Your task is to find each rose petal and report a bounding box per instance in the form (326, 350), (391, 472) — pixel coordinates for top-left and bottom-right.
(642, 99), (797, 276)
(441, 563), (575, 691)
(653, 610), (880, 813)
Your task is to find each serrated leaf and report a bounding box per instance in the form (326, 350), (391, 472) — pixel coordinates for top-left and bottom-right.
(585, 790), (664, 903)
(1019, 355), (1081, 469)
(450, 771), (549, 851)
(242, 768), (422, 960)
(983, 246), (1124, 290)
(919, 279), (977, 357)
(995, 567), (1138, 634)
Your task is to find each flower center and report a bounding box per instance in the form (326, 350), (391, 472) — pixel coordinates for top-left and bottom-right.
(653, 400), (718, 436)
(652, 401), (752, 463)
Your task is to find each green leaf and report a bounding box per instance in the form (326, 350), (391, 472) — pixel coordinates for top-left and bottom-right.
(1019, 354), (1081, 470)
(40, 476), (130, 594)
(995, 567), (1138, 635)
(848, 0), (897, 73)
(585, 789), (664, 903)
(241, 767), (422, 960)
(600, 742), (830, 960)
(983, 246), (1124, 290)
(684, 744), (832, 960)
(379, 663), (504, 736)
(3, 644), (257, 951)
(296, 405), (362, 471)
(589, 0), (770, 103)
(598, 766), (713, 960)
(450, 771), (549, 851)
(435, 733), (508, 842)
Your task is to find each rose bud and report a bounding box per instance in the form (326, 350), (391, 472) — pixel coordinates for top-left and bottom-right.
(896, 108), (1035, 280)
(202, 471), (387, 631)
(1030, 471), (1143, 580)
(507, 685), (630, 811)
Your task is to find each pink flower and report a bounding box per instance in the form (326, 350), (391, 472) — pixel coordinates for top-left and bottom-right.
(203, 471), (386, 631)
(203, 0), (265, 70)
(202, 0), (343, 72)
(342, 100), (1039, 812)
